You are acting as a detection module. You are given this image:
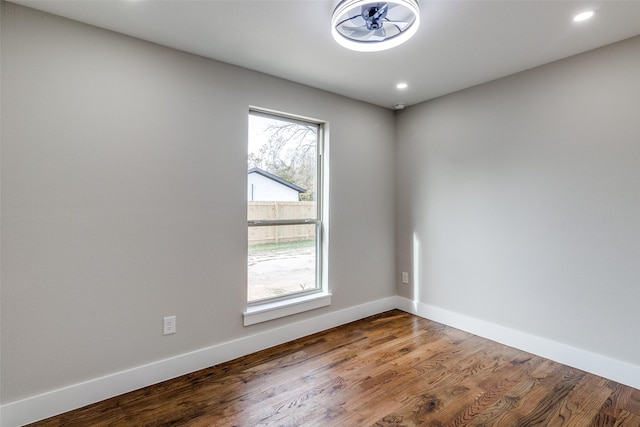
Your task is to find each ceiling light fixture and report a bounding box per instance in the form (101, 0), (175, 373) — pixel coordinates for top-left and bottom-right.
(396, 82), (408, 89)
(331, 0), (421, 52)
(573, 10), (595, 22)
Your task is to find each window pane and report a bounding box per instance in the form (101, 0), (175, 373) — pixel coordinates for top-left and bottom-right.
(248, 114), (317, 220)
(248, 224), (318, 302)
(247, 111), (322, 304)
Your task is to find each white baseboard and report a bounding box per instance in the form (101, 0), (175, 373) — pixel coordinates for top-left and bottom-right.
(393, 296), (640, 390)
(0, 297), (397, 427)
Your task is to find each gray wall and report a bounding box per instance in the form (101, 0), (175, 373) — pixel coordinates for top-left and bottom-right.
(396, 36), (640, 366)
(1, 3), (396, 402)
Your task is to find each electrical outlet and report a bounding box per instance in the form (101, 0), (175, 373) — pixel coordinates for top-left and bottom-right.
(402, 272), (409, 284)
(163, 316), (176, 335)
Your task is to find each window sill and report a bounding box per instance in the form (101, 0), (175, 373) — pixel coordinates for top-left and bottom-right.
(243, 292), (332, 326)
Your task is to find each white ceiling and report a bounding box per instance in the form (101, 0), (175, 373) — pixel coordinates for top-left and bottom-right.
(10, 0), (640, 109)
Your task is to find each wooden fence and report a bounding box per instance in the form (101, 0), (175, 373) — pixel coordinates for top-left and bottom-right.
(248, 201), (316, 246)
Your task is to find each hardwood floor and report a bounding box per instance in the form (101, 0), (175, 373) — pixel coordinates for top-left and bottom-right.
(28, 310), (640, 426)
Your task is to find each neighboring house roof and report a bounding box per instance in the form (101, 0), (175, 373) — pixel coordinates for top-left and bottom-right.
(248, 167), (307, 193)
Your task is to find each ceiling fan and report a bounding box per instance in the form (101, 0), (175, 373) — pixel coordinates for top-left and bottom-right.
(331, 0), (421, 52)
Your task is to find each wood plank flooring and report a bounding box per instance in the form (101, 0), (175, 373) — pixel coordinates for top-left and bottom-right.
(28, 310), (640, 426)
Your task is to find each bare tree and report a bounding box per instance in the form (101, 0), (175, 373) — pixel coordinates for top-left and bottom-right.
(249, 122), (317, 201)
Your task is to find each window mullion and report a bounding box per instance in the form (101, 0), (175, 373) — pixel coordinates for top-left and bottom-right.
(248, 219), (319, 227)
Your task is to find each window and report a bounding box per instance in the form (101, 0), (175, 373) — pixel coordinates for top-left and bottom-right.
(246, 110), (326, 322)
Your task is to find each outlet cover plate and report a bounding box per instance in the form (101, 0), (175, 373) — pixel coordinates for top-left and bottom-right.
(163, 316), (176, 335)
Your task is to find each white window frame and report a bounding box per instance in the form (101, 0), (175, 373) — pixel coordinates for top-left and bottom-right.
(244, 108), (330, 326)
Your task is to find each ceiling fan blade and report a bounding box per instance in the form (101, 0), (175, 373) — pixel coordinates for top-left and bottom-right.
(374, 28), (387, 38)
(386, 2), (398, 8)
(337, 14), (361, 27)
(342, 27), (371, 38)
(383, 20), (409, 26)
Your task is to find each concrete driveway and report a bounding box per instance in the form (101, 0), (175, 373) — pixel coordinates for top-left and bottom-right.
(248, 246), (316, 301)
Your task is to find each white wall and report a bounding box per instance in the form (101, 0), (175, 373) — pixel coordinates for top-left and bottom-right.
(396, 36), (640, 367)
(1, 2), (396, 406)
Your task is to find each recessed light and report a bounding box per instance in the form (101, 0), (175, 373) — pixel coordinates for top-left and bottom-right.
(573, 10), (595, 22)
(396, 83), (408, 89)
